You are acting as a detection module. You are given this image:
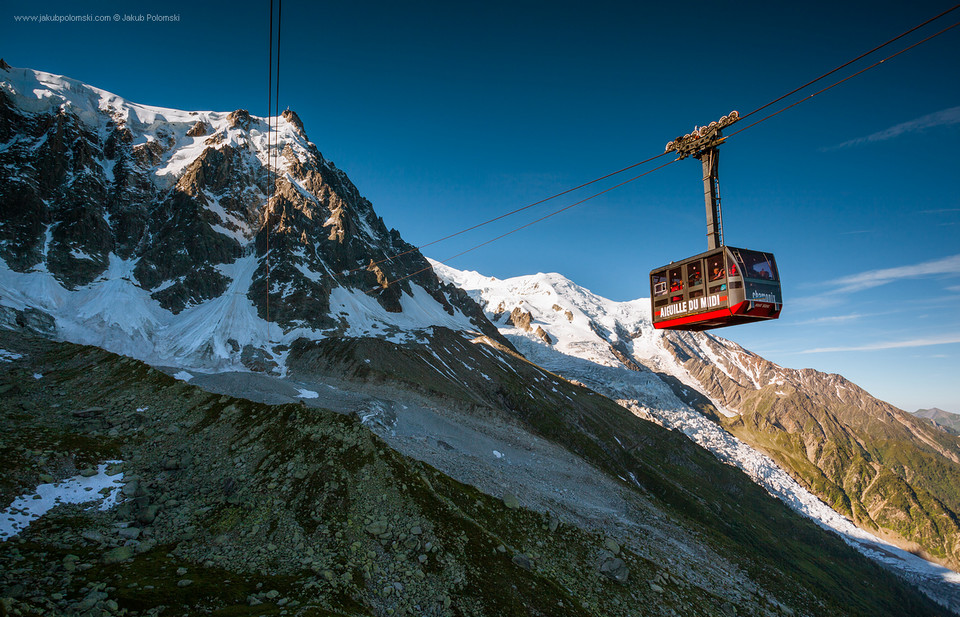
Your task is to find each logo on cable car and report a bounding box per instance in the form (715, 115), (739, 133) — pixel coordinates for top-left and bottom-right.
(749, 291), (777, 302)
(659, 294), (723, 318)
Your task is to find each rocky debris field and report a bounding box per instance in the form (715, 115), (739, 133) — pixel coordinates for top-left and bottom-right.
(0, 331), (800, 617)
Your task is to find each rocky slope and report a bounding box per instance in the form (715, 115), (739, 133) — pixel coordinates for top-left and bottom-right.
(434, 263), (960, 598)
(0, 64), (502, 372)
(1, 330), (949, 617)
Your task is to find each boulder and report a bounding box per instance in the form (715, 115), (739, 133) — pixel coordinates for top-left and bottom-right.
(600, 557), (629, 584)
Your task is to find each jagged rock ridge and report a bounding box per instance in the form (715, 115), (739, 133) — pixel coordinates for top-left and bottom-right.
(0, 65), (503, 371)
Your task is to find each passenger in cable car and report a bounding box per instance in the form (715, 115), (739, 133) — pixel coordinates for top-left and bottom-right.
(752, 264), (772, 279)
(710, 265), (724, 280)
(670, 274), (683, 291)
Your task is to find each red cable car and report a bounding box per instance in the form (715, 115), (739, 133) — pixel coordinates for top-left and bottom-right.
(651, 112), (783, 331)
(650, 246), (781, 330)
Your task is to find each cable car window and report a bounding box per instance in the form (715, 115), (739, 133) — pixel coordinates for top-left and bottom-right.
(652, 271), (667, 297)
(669, 268), (683, 292)
(687, 261), (703, 287)
(733, 249), (779, 281)
(690, 289), (703, 299)
(707, 255), (725, 281)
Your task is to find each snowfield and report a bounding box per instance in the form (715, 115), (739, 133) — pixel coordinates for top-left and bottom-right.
(0, 251), (477, 375)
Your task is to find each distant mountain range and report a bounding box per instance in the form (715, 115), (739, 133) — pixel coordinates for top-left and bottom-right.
(2, 64), (958, 615)
(915, 408), (960, 435)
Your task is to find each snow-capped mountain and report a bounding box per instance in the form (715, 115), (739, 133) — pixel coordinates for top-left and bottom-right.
(0, 65), (501, 372)
(432, 260), (960, 606)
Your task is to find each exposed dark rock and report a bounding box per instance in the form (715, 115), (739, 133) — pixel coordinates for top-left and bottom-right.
(1, 68), (514, 351)
(0, 306), (56, 336)
(600, 557), (629, 583)
(512, 553), (533, 570)
(535, 325), (553, 345)
(281, 109), (305, 133)
(240, 345), (279, 373)
(226, 109), (252, 130)
(186, 120), (209, 137)
(509, 307), (532, 332)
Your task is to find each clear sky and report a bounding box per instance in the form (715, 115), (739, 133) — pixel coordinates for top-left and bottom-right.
(3, 1), (959, 412)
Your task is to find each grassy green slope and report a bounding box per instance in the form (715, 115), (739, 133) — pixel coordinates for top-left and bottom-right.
(666, 335), (960, 570)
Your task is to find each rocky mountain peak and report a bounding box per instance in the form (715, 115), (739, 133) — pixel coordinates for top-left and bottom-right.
(281, 108), (305, 133)
(0, 65), (507, 371)
(225, 108), (252, 129)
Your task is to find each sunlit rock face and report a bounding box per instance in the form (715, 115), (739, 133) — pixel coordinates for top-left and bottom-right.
(0, 65), (504, 371)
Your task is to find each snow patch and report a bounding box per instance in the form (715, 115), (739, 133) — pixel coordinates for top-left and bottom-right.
(0, 349), (22, 362)
(0, 462), (124, 541)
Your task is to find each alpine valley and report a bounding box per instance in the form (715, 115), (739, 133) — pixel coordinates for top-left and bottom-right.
(2, 64), (959, 617)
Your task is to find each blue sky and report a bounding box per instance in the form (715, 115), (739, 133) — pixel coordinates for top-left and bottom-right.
(3, 1), (959, 412)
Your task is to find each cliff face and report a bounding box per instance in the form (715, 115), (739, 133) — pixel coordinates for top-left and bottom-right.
(0, 65), (504, 370)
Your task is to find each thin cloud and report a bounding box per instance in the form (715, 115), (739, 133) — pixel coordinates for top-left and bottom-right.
(802, 333), (960, 354)
(825, 106), (960, 150)
(948, 285), (960, 293)
(838, 229), (875, 236)
(787, 293), (844, 313)
(825, 254), (960, 292)
(920, 208), (960, 214)
(790, 313), (865, 326)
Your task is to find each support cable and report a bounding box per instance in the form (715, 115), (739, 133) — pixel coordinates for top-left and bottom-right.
(348, 151), (671, 278)
(727, 19), (960, 140)
(359, 5), (960, 279)
(377, 159), (678, 292)
(265, 0), (274, 327)
(264, 0), (283, 336)
(737, 4), (960, 125)
(371, 15), (960, 293)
